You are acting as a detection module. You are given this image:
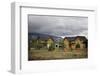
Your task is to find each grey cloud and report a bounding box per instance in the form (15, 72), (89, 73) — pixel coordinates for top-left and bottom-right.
(28, 15), (88, 37)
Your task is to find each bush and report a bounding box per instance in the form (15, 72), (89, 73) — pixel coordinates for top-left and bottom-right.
(76, 43), (80, 48)
(48, 43), (55, 51)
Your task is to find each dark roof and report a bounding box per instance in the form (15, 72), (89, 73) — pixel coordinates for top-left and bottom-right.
(76, 36), (87, 41)
(64, 37), (76, 41)
(64, 36), (87, 41)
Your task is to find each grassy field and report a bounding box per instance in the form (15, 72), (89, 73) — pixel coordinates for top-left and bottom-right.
(28, 49), (88, 60)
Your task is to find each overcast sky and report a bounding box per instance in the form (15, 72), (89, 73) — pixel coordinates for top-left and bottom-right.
(28, 15), (88, 38)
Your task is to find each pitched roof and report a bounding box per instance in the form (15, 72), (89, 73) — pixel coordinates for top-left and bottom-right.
(76, 36), (87, 41)
(64, 37), (75, 41)
(64, 36), (87, 41)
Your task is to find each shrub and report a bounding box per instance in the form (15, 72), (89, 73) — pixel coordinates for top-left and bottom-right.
(76, 43), (80, 48)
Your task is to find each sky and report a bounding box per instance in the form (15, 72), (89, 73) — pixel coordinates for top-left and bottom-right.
(28, 15), (88, 38)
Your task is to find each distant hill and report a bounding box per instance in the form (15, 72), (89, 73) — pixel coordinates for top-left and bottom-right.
(28, 32), (63, 42)
(28, 33), (87, 43)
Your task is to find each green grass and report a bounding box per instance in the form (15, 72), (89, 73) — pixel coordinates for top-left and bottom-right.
(28, 49), (88, 60)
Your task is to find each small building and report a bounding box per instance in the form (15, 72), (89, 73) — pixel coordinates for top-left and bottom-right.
(63, 36), (88, 51)
(75, 36), (87, 49)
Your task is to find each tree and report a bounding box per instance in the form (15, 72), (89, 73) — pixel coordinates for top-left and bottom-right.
(36, 36), (42, 50)
(76, 43), (80, 48)
(48, 43), (55, 51)
(59, 39), (64, 49)
(47, 38), (55, 51)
